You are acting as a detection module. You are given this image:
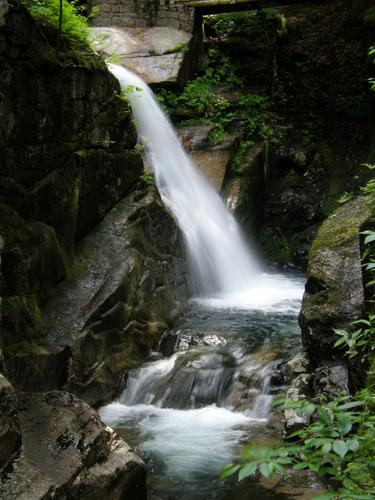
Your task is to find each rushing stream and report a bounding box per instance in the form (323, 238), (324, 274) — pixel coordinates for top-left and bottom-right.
(101, 64), (306, 498)
(100, 293), (304, 499)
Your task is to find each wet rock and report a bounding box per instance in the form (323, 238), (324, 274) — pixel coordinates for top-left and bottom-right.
(41, 188), (186, 407)
(91, 26), (193, 85)
(177, 125), (242, 191)
(227, 141), (268, 232)
(312, 362), (349, 397)
(176, 332), (227, 352)
(0, 390), (146, 499)
(0, 374), (21, 469)
(284, 386), (308, 432)
(299, 196), (373, 364)
(286, 352), (310, 378)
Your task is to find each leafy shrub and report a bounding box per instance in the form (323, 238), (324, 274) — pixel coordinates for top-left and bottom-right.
(21, 0), (89, 44)
(222, 392), (375, 499)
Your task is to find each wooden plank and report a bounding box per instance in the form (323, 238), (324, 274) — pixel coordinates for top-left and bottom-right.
(176, 0), (328, 9)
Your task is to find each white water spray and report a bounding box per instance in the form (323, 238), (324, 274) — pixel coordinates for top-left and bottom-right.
(108, 63), (302, 306)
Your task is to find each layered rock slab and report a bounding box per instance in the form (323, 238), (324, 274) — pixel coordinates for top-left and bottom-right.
(90, 26), (192, 85)
(0, 390), (146, 500)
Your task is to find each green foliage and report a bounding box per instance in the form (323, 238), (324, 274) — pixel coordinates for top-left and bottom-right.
(120, 84), (142, 99)
(170, 42), (189, 54)
(222, 392), (375, 499)
(334, 315), (375, 363)
(232, 140), (255, 174)
(333, 215), (375, 364)
(204, 9), (280, 39)
(21, 0), (89, 44)
(337, 192), (353, 205)
(157, 50), (289, 149)
(141, 171), (154, 187)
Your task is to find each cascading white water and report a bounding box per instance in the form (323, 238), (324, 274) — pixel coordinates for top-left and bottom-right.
(108, 63), (278, 299)
(102, 64), (306, 498)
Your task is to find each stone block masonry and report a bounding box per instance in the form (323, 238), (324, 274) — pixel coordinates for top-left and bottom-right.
(91, 0), (195, 32)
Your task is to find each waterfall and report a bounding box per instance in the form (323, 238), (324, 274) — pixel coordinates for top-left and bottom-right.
(108, 63), (302, 307)
(108, 63), (262, 297)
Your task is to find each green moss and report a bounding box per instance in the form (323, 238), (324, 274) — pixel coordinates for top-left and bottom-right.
(309, 196), (372, 264)
(364, 7), (375, 28)
(0, 295), (46, 354)
(345, 462), (375, 490)
(5, 341), (50, 357)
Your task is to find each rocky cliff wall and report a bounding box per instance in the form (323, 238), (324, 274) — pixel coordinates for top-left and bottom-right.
(0, 1), (186, 405)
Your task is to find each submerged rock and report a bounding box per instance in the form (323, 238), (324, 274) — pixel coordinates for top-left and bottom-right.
(0, 390), (146, 500)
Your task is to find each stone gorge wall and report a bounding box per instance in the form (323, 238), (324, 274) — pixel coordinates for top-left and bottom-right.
(0, 1), (186, 405)
(91, 0), (195, 32)
(0, 3), (187, 495)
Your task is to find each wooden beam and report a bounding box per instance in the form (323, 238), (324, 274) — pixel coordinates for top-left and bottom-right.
(177, 0), (331, 13)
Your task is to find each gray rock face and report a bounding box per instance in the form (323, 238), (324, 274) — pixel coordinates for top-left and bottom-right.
(91, 26), (193, 85)
(312, 362), (349, 397)
(299, 196), (373, 364)
(40, 187), (186, 407)
(1, 4), (179, 404)
(0, 390), (146, 499)
(0, 374), (21, 470)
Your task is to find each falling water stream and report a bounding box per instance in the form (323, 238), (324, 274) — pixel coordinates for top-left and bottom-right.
(100, 64), (305, 498)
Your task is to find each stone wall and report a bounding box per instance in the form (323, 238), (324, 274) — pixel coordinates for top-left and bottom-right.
(91, 0), (195, 32)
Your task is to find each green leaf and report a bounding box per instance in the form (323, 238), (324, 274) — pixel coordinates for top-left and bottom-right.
(322, 442), (332, 454)
(220, 464), (240, 480)
(304, 403), (316, 417)
(333, 440), (349, 459)
(318, 410), (332, 426)
(364, 233), (375, 245)
(309, 462), (321, 472)
(293, 462), (309, 470)
(337, 414), (352, 435)
(238, 462), (257, 481)
(337, 401), (363, 410)
(347, 439), (359, 452)
(259, 463), (270, 478)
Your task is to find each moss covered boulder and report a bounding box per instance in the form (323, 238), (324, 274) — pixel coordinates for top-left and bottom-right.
(299, 196), (373, 365)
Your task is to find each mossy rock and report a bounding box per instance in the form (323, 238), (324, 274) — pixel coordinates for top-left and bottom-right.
(299, 196), (373, 364)
(0, 204), (67, 295)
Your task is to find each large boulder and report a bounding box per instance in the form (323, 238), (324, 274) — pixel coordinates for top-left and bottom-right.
(299, 196), (373, 365)
(0, 390), (146, 499)
(32, 186), (186, 407)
